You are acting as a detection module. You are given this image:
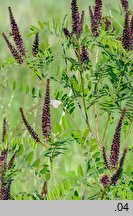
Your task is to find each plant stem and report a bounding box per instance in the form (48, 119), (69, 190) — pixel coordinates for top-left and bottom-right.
(82, 146), (90, 200)
(125, 113), (133, 147)
(63, 107), (81, 132)
(80, 70), (90, 130)
(94, 47), (99, 139)
(102, 112), (111, 145)
(101, 188), (107, 200)
(94, 103), (99, 139)
(50, 159), (54, 188)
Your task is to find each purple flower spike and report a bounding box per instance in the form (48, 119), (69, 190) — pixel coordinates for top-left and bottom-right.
(102, 146), (110, 170)
(101, 174), (110, 188)
(91, 0), (102, 36)
(42, 79), (51, 141)
(105, 19), (111, 31)
(2, 33), (23, 64)
(120, 0), (129, 12)
(19, 107), (41, 143)
(71, 0), (80, 37)
(78, 11), (85, 35)
(110, 108), (126, 168)
(8, 7), (26, 57)
(81, 45), (89, 62)
(32, 32), (39, 57)
(111, 147), (127, 185)
(130, 15), (133, 49)
(89, 6), (94, 31)
(2, 118), (7, 143)
(122, 11), (131, 50)
(63, 28), (72, 39)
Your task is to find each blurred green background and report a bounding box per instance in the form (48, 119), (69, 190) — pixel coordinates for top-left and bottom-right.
(0, 0), (132, 198)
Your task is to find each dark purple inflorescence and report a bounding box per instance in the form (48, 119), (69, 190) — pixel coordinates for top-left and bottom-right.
(110, 108), (126, 168)
(105, 19), (111, 31)
(2, 33), (23, 64)
(3, 179), (13, 200)
(63, 28), (72, 39)
(71, 0), (84, 38)
(111, 147), (127, 185)
(89, 0), (102, 36)
(102, 146), (110, 170)
(129, 15), (133, 49)
(8, 150), (18, 170)
(42, 79), (51, 141)
(19, 107), (41, 143)
(8, 7), (26, 57)
(63, 28), (72, 40)
(89, 6), (94, 31)
(100, 174), (110, 188)
(2, 118), (7, 143)
(80, 45), (89, 62)
(120, 0), (129, 13)
(122, 11), (131, 50)
(32, 32), (39, 57)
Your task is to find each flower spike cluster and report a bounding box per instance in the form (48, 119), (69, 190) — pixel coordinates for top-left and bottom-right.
(102, 146), (110, 170)
(42, 79), (51, 141)
(3, 7), (40, 64)
(110, 108), (126, 168)
(19, 108), (41, 143)
(63, 28), (72, 39)
(20, 79), (51, 144)
(0, 119), (18, 200)
(2, 33), (23, 64)
(111, 147), (127, 185)
(101, 108), (128, 187)
(2, 118), (7, 143)
(100, 174), (110, 188)
(89, 0), (102, 36)
(71, 0), (84, 38)
(120, 0), (129, 13)
(120, 0), (133, 50)
(81, 45), (89, 63)
(105, 19), (111, 31)
(8, 7), (26, 57)
(32, 32), (39, 57)
(122, 11), (132, 50)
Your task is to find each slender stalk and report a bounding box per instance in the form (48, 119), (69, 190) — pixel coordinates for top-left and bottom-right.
(101, 188), (107, 200)
(102, 112), (111, 145)
(63, 107), (81, 132)
(94, 47), (99, 139)
(125, 113), (133, 147)
(50, 159), (54, 188)
(82, 146), (90, 200)
(80, 70), (90, 130)
(94, 103), (99, 139)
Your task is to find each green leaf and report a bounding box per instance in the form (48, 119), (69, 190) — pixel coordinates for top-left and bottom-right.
(83, 128), (90, 140)
(92, 152), (100, 159)
(90, 145), (98, 152)
(55, 123), (62, 134)
(38, 21), (44, 30)
(20, 82), (24, 92)
(32, 159), (40, 167)
(26, 85), (30, 94)
(26, 151), (34, 163)
(40, 165), (49, 174)
(18, 144), (23, 156)
(45, 173), (50, 181)
(13, 80), (17, 90)
(32, 87), (36, 97)
(77, 165), (84, 177)
(62, 116), (68, 130)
